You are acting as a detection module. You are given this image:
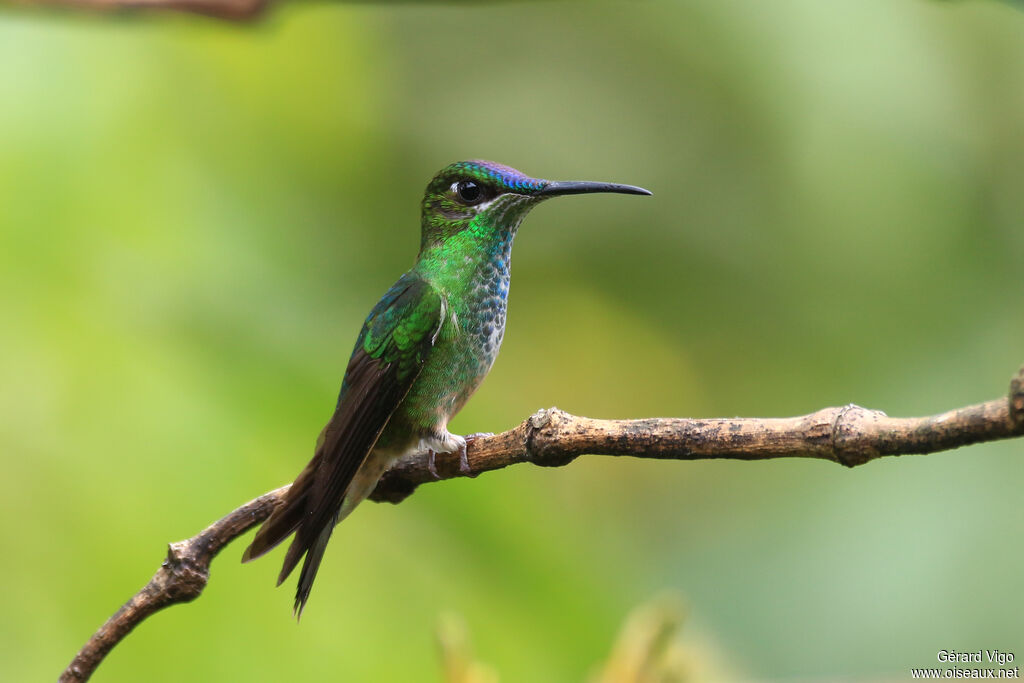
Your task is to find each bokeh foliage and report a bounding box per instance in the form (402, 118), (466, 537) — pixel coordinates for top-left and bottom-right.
(1, 1), (1022, 680)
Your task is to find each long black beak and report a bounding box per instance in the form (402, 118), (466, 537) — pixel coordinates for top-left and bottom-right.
(537, 180), (652, 197)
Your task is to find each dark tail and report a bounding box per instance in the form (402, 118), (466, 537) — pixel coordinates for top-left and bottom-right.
(290, 523), (335, 617)
(241, 453), (319, 565)
(242, 453), (334, 617)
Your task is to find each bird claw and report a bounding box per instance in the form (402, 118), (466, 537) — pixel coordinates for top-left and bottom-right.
(457, 443), (471, 476)
(424, 433), (492, 478)
(426, 449), (441, 480)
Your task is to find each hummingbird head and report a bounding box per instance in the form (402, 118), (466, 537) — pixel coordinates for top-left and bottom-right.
(419, 160), (651, 249)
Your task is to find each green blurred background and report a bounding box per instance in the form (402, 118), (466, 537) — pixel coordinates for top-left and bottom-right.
(1, 0), (1022, 680)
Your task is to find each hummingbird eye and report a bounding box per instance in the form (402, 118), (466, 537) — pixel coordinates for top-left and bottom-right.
(453, 180), (483, 205)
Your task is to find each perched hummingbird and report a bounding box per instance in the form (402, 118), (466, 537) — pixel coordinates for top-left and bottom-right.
(242, 160), (651, 615)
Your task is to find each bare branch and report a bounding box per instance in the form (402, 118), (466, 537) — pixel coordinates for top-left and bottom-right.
(61, 366), (1024, 682)
(3, 0), (530, 22)
(60, 486), (289, 683)
(4, 0), (1021, 24)
(6, 0), (268, 20)
(372, 364), (1024, 503)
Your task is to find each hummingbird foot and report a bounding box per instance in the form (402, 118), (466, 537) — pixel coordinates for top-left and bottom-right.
(454, 441), (472, 476)
(416, 430), (492, 478)
(426, 449), (441, 480)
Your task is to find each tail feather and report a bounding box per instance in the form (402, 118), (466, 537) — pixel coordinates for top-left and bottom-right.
(243, 414), (385, 615)
(241, 500), (304, 564)
(241, 454), (320, 563)
(290, 523), (335, 618)
(242, 450), (343, 616)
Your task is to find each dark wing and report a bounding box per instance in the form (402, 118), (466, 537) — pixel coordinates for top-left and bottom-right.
(242, 272), (444, 614)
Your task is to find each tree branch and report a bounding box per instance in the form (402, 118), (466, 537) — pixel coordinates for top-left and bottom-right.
(60, 486), (290, 683)
(61, 365), (1024, 682)
(3, 0), (528, 22)
(5, 0), (1022, 24)
(6, 0), (268, 20)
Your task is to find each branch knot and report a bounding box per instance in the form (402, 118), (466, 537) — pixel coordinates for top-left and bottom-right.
(526, 407), (577, 467)
(162, 541), (209, 602)
(831, 404), (885, 467)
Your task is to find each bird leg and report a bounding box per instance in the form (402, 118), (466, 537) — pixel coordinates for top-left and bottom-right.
(420, 431), (493, 479)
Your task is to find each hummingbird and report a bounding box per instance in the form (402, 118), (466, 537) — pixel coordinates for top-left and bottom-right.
(242, 160), (651, 615)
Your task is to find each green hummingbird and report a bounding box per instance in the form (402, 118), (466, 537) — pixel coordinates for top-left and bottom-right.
(242, 160), (651, 615)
